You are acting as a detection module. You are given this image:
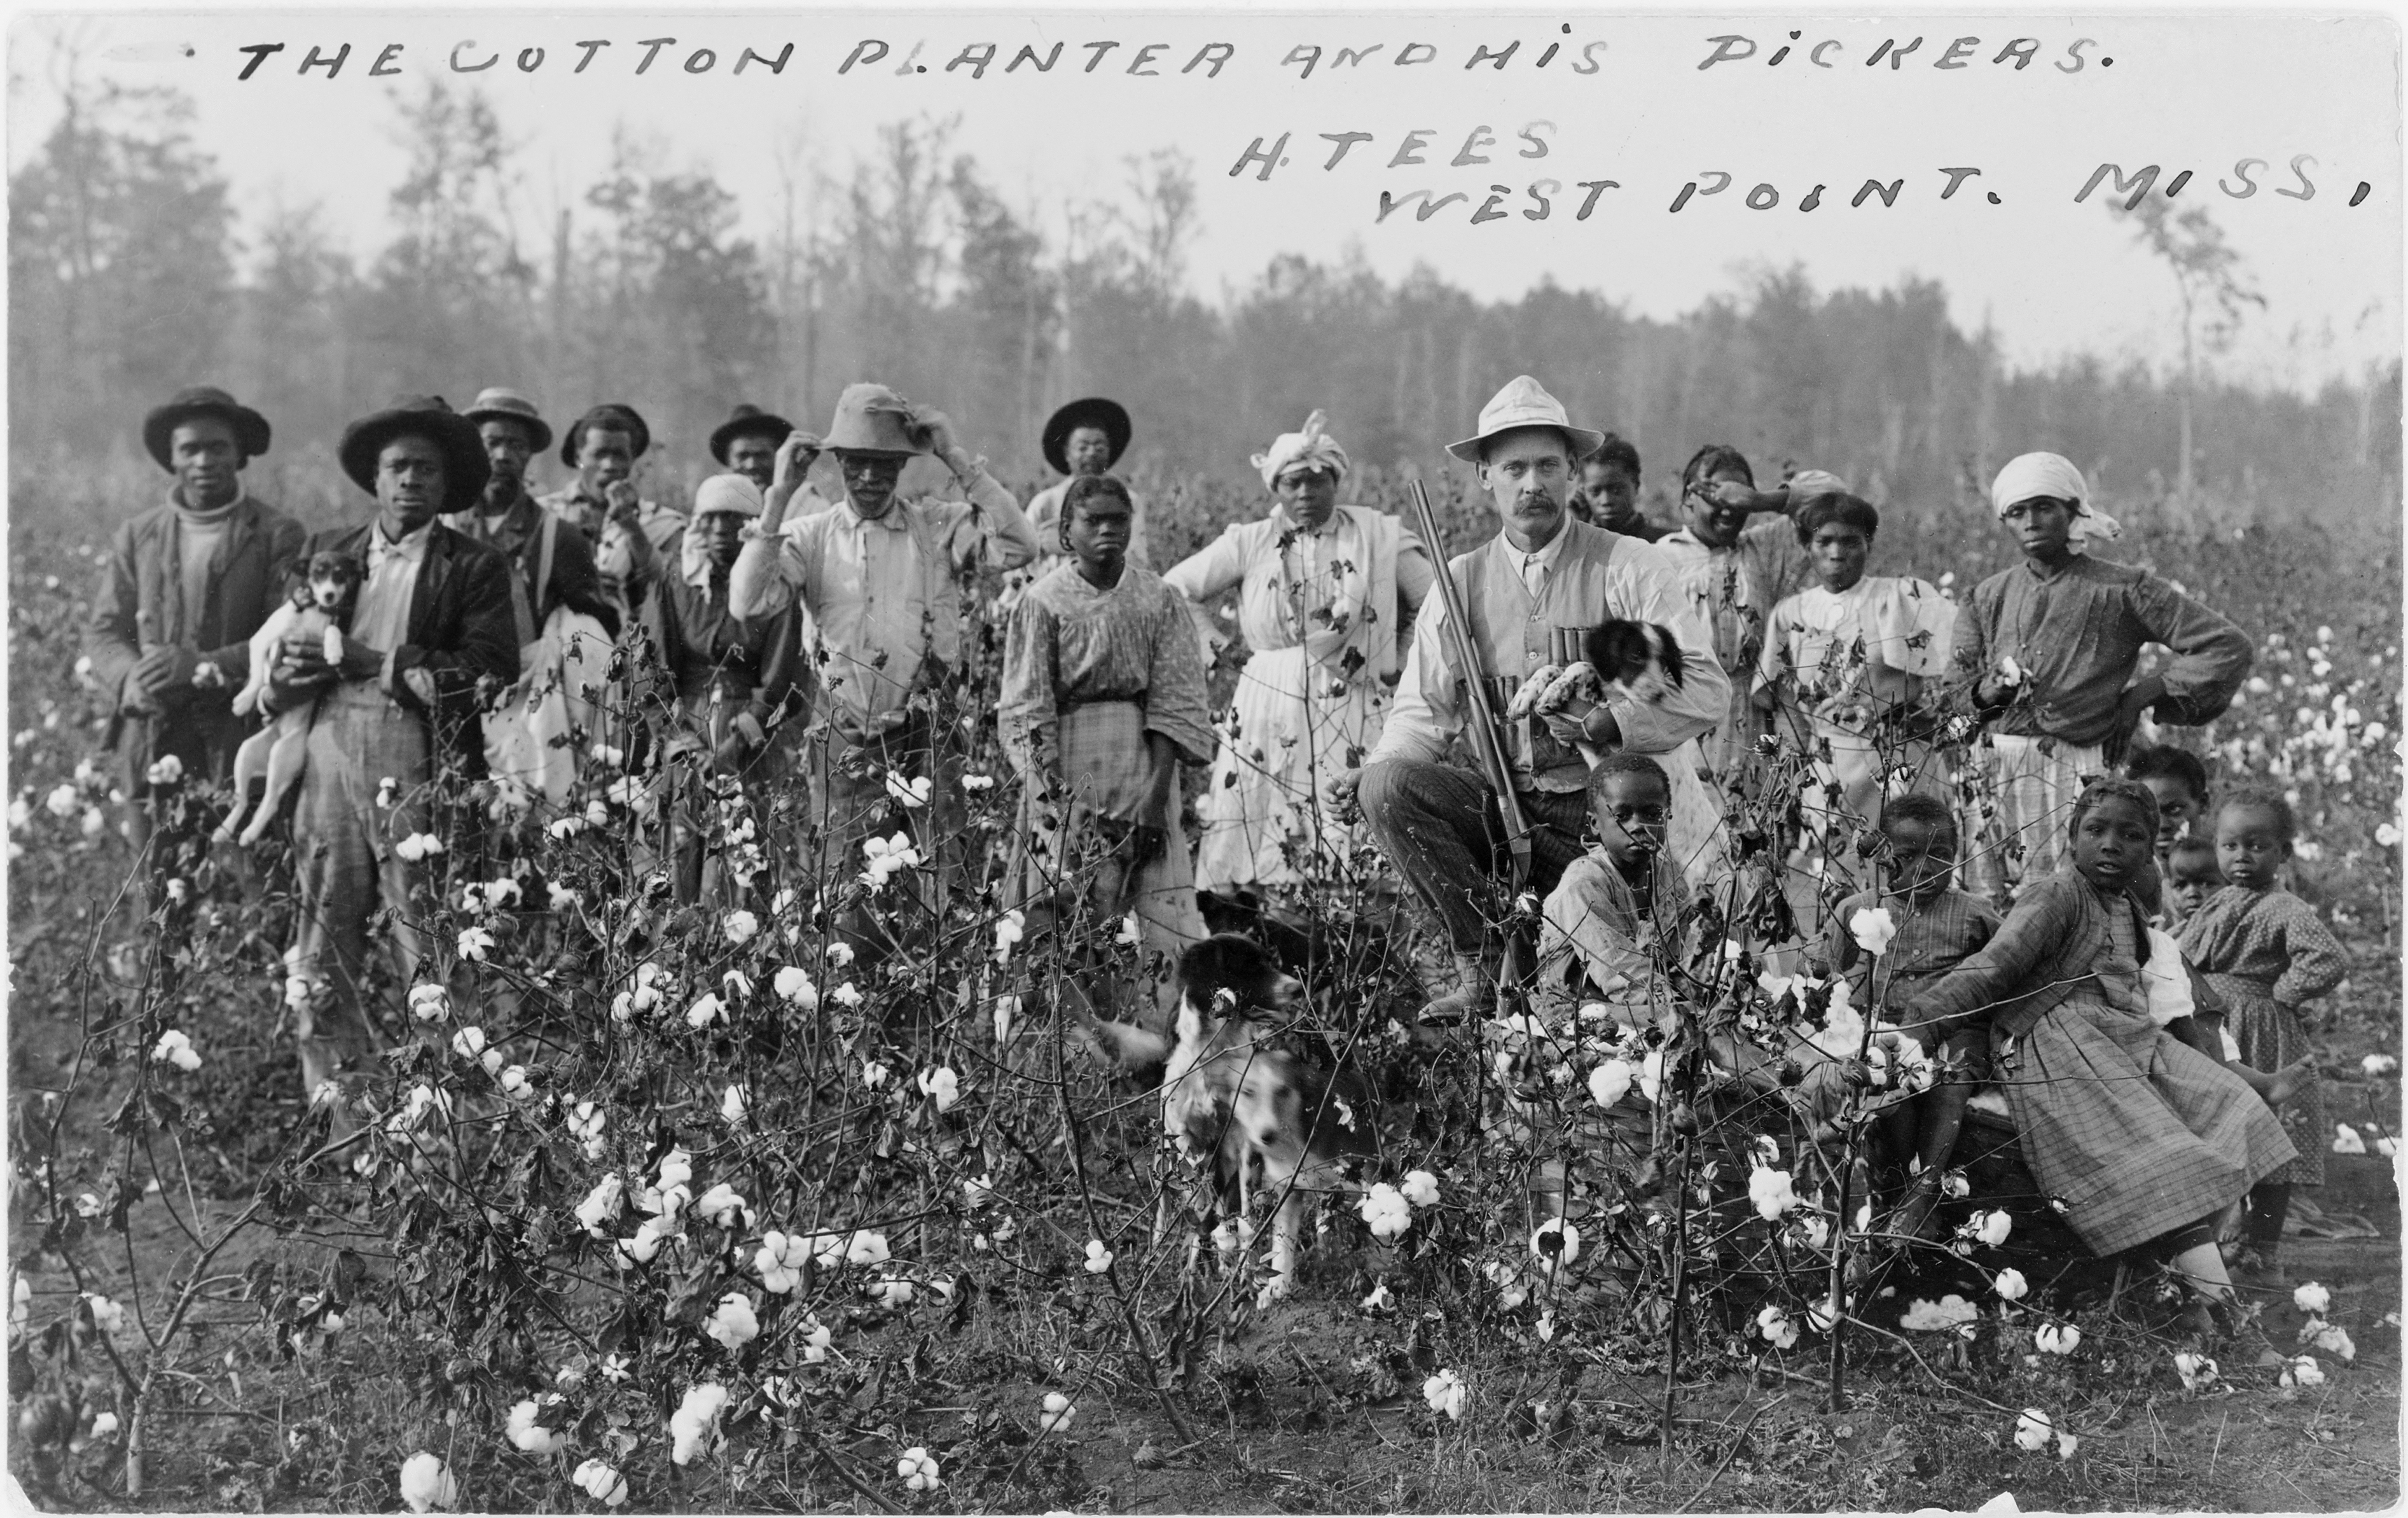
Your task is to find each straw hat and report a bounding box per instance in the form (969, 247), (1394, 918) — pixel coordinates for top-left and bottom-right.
(1444, 375), (1604, 464)
(462, 387), (553, 454)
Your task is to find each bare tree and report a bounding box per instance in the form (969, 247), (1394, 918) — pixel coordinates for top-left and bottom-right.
(2110, 198), (2266, 507)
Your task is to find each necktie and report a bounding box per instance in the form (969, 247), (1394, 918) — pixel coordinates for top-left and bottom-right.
(1521, 552), (1546, 599)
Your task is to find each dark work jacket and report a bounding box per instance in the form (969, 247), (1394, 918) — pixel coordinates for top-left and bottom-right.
(85, 492), (307, 776)
(443, 491), (620, 642)
(273, 522), (520, 776)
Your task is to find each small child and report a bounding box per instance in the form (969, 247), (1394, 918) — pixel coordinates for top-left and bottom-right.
(2128, 744), (2212, 871)
(2164, 836), (2222, 928)
(1812, 793), (2003, 1241)
(1536, 755), (1691, 1024)
(2178, 787), (2351, 1287)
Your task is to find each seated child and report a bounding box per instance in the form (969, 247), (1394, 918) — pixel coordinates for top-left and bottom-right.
(1751, 492), (1955, 892)
(1537, 754), (1854, 1131)
(1810, 793), (2002, 1241)
(1902, 778), (2296, 1337)
(2164, 837), (2222, 928)
(2178, 787), (2349, 1287)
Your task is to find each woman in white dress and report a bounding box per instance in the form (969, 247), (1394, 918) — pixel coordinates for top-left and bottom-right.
(1163, 412), (1433, 897)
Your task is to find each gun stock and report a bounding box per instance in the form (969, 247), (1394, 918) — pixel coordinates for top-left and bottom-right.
(1407, 481), (1534, 893)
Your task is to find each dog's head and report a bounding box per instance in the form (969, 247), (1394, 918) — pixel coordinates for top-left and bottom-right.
(306, 552), (364, 616)
(1581, 620), (1685, 705)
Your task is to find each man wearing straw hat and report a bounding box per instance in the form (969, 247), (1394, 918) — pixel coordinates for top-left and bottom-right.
(728, 384), (1039, 918)
(87, 386), (304, 870)
(1331, 376), (1728, 1021)
(265, 396), (518, 1119)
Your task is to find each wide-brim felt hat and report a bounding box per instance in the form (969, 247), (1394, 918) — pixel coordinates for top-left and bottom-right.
(1445, 375), (1605, 464)
(463, 386), (554, 454)
(338, 396), (492, 513)
(821, 383), (931, 458)
(560, 403), (652, 468)
(1041, 397), (1131, 477)
(710, 403), (795, 465)
(142, 386), (271, 471)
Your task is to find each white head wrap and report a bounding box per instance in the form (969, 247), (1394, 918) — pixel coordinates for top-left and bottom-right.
(1252, 410), (1351, 491)
(1989, 452), (2122, 552)
(685, 473), (764, 585)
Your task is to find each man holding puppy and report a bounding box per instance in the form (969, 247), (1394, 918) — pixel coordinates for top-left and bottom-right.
(1331, 377), (1727, 1020)
(265, 396), (518, 1120)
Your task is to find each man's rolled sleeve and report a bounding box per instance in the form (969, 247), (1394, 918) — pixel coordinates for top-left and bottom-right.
(1364, 592), (1459, 766)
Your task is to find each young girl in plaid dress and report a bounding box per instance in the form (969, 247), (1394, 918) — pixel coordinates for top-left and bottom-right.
(2178, 788), (2348, 1286)
(1904, 778), (2295, 1335)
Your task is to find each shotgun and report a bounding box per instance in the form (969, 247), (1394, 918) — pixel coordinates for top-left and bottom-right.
(1406, 480), (1533, 898)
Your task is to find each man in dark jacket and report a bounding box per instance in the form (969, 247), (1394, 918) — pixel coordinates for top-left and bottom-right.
(86, 387), (305, 869)
(450, 387), (618, 643)
(266, 396), (517, 1118)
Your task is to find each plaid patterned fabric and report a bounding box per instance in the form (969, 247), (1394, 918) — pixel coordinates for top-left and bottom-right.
(1991, 888), (2298, 1255)
(2183, 884), (2349, 1187)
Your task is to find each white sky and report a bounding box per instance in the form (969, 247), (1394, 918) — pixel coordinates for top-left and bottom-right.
(8, 7), (2400, 393)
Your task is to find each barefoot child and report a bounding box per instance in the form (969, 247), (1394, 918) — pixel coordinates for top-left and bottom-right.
(2178, 788), (2350, 1287)
(1902, 778), (2295, 1334)
(1811, 794), (2002, 1240)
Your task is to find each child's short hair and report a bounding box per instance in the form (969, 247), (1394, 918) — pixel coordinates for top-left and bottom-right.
(1587, 752), (1671, 808)
(2126, 744), (2210, 804)
(2167, 836), (2222, 876)
(2215, 784), (2299, 844)
(2068, 776), (2161, 838)
(1589, 433), (1642, 481)
(1793, 492), (1881, 547)
(1680, 443), (1754, 494)
(1878, 792), (1958, 852)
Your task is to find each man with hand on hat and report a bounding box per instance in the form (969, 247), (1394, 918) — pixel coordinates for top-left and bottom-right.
(637, 473), (804, 905)
(1028, 398), (1149, 571)
(539, 403), (684, 620)
(1327, 376), (1727, 1022)
(729, 384), (1039, 914)
(265, 396), (518, 1122)
(451, 388), (616, 645)
(1952, 451), (2250, 896)
(87, 386), (305, 870)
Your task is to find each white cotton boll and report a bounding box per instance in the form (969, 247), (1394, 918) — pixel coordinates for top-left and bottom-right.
(2364, 1054), (2401, 1076)
(833, 982), (863, 1008)
(399, 1451), (458, 1512)
(1899, 1295), (1977, 1335)
(800, 1316), (834, 1363)
(917, 1066), (961, 1113)
(1401, 1170), (1441, 1209)
(896, 1447), (941, 1492)
(1530, 1218), (1581, 1272)
(846, 1230), (892, 1268)
(861, 1059), (889, 1088)
(723, 910), (758, 945)
(693, 1184), (751, 1230)
(612, 1220), (667, 1269)
(456, 926), (494, 962)
(144, 754), (184, 786)
(547, 882), (581, 912)
(1748, 1166), (1799, 1222)
(408, 984), (448, 1021)
(721, 1083), (749, 1124)
(2012, 1409), (2054, 1453)
(1993, 1269), (2030, 1302)
(88, 1411), (120, 1440)
(993, 909), (1026, 963)
(80, 807), (104, 838)
(149, 1029), (202, 1071)
(772, 966), (817, 1008)
(1848, 906), (1898, 957)
(2332, 1124), (2369, 1155)
(992, 994), (1021, 1044)
(1357, 1183), (1414, 1242)
(1968, 1209), (2014, 1248)
(499, 1065), (531, 1098)
(685, 992), (725, 1029)
(703, 1292), (759, 1351)
(2306, 1322), (2355, 1362)
(450, 1026), (487, 1061)
(2293, 1281), (2332, 1315)
(1756, 1304), (1799, 1350)
(506, 1398), (568, 1456)
(2034, 1323), (2082, 1356)
(1422, 1368), (1468, 1421)
(1038, 1391), (1077, 1435)
(1117, 913), (1142, 945)
(754, 1232), (811, 1294)
(571, 1459), (628, 1507)
(871, 1276), (915, 1309)
(1588, 1058), (1635, 1110)
(668, 1383), (729, 1465)
(2173, 1351), (2219, 1391)
(1361, 1281), (1395, 1313)
(44, 784), (78, 819)
(83, 1293), (125, 1333)
(2280, 1355), (2326, 1388)
(884, 772), (932, 809)
(1639, 1049), (1666, 1104)
(1083, 1239), (1116, 1274)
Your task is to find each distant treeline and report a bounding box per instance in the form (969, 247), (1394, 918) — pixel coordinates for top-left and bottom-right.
(10, 74), (2400, 530)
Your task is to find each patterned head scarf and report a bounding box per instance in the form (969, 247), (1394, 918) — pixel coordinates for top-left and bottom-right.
(1252, 410), (1352, 491)
(1989, 452), (2123, 553)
